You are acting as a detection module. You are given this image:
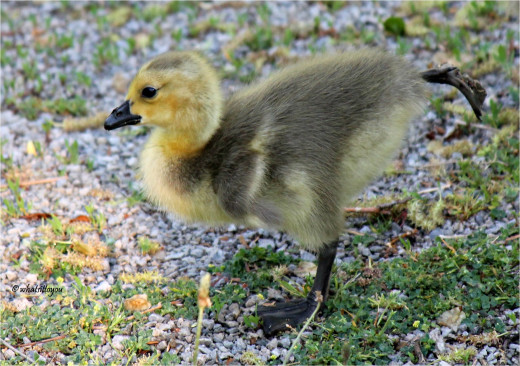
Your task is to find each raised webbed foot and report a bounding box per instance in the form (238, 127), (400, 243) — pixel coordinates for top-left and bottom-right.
(258, 297), (320, 335)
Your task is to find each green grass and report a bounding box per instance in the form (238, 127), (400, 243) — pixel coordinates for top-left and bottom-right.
(0, 276), (197, 365)
(4, 224), (517, 364)
(288, 225), (518, 364)
(209, 246), (299, 294)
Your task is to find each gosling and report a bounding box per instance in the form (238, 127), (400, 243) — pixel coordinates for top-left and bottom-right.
(105, 49), (485, 335)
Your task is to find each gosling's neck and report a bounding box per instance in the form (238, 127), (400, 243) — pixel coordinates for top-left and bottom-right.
(152, 96), (223, 159)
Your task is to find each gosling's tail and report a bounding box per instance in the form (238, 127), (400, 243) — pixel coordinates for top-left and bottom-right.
(420, 66), (487, 121)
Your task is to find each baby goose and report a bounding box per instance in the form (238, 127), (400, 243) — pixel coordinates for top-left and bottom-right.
(105, 49), (485, 335)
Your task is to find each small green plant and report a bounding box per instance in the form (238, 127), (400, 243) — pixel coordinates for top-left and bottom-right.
(493, 44), (515, 76)
(34, 76), (43, 94)
(21, 60), (38, 79)
(446, 190), (486, 220)
(137, 236), (161, 255)
(2, 178), (32, 217)
(75, 71), (92, 87)
(430, 96), (447, 119)
(432, 25), (468, 61)
(140, 3), (166, 22)
(42, 119), (54, 134)
(396, 36), (411, 55)
(55, 32), (74, 49)
(19, 97), (42, 120)
(257, 3), (270, 22)
(0, 138), (13, 170)
(1, 48), (13, 67)
(44, 96), (87, 116)
(63, 139), (79, 164)
(407, 196), (445, 230)
(126, 37), (136, 56)
(282, 28), (295, 46)
(360, 28), (377, 44)
(324, 1), (346, 12)
(72, 275), (93, 306)
(105, 305), (126, 338)
(245, 26), (273, 51)
(85, 158), (94, 172)
(92, 37), (120, 69)
(383, 16), (406, 36)
(48, 215), (65, 237)
(243, 313), (261, 328)
(127, 182), (146, 206)
(171, 28), (183, 43)
(85, 203), (106, 233)
(58, 72), (67, 85)
(369, 292), (408, 311)
(438, 346), (477, 364)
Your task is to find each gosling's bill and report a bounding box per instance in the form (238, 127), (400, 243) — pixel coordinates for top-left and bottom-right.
(104, 100), (141, 130)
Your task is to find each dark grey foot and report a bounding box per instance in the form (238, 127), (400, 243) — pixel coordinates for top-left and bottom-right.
(258, 297), (319, 336)
(258, 240), (339, 336)
(420, 66), (487, 120)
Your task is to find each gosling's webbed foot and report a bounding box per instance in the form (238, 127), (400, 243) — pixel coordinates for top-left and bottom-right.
(259, 241), (338, 336)
(258, 297), (320, 336)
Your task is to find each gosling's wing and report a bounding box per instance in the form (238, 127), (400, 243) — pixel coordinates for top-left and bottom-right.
(209, 141), (281, 226)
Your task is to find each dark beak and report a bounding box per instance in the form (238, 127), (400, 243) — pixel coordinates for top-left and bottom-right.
(104, 100), (142, 130)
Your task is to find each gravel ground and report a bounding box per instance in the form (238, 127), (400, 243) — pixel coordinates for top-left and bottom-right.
(1, 1), (519, 365)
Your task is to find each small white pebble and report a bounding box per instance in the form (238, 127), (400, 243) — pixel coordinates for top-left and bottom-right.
(12, 298), (33, 312)
(25, 273), (38, 285)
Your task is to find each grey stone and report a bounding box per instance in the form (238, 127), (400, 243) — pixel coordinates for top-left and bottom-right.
(280, 337), (291, 348)
(148, 313), (164, 322)
(429, 328), (446, 354)
(257, 239), (275, 249)
(228, 303), (240, 318)
(358, 245), (371, 257)
(157, 341), (167, 351)
(245, 295), (260, 307)
(267, 338), (278, 350)
(112, 335), (130, 350)
(5, 270), (17, 281)
(267, 288), (284, 301)
(95, 281), (111, 293)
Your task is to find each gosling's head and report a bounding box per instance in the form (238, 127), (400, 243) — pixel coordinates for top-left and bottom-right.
(105, 51), (222, 146)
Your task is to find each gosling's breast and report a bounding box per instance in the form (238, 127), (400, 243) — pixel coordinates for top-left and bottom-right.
(139, 131), (232, 224)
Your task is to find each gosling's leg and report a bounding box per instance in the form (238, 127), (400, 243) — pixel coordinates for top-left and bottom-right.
(258, 240), (338, 335)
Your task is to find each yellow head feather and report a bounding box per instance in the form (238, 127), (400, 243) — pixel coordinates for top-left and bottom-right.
(127, 51), (222, 155)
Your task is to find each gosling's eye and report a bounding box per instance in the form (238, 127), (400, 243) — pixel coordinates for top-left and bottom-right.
(141, 87), (157, 99)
